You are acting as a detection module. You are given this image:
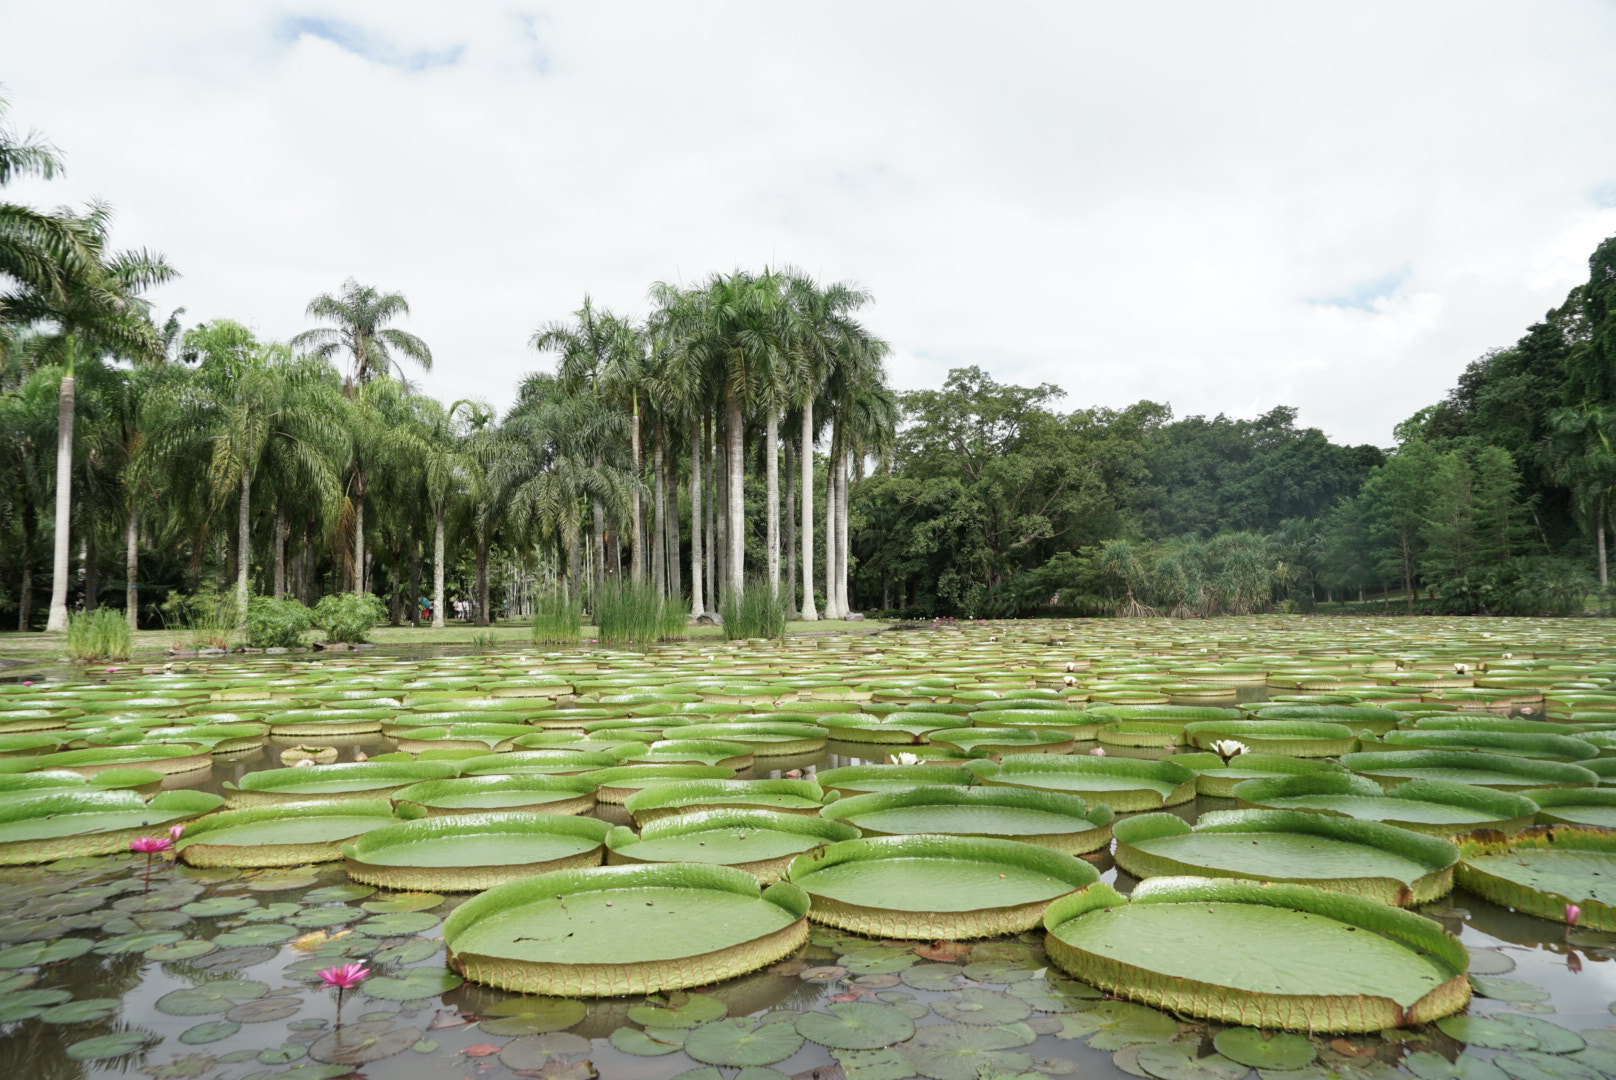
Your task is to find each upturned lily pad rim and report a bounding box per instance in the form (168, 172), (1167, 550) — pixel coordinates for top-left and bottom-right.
(623, 778), (829, 815)
(226, 760), (461, 793)
(390, 774), (597, 807)
(788, 833), (1101, 901)
(822, 784), (1114, 833)
(1454, 823), (1616, 929)
(1341, 750), (1599, 790)
(342, 809), (612, 863)
(1233, 772), (1542, 825)
(814, 764), (978, 793)
(176, 798), (398, 846)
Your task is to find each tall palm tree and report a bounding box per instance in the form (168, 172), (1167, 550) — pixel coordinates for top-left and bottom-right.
(1543, 405), (1616, 586)
(0, 96), (99, 323)
(292, 278), (433, 390)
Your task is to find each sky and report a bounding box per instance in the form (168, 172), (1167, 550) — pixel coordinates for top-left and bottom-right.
(4, 2), (1616, 447)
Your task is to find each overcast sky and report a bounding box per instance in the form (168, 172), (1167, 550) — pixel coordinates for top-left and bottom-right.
(5, 2), (1616, 446)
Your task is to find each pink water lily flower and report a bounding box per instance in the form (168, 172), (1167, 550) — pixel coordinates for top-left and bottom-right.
(168, 824), (185, 841)
(129, 836), (173, 854)
(1088, 747), (1107, 757)
(1566, 903), (1582, 927)
(319, 963), (370, 989)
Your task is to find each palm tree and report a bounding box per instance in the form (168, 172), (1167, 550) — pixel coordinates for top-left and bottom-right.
(0, 96), (99, 322)
(292, 278), (433, 391)
(1543, 405), (1616, 586)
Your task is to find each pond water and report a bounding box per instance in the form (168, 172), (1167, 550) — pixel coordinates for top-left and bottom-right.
(3, 617), (1616, 1080)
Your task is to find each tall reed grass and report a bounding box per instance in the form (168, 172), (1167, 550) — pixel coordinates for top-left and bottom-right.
(530, 591), (582, 645)
(159, 586), (238, 651)
(66, 608), (132, 661)
(720, 580), (787, 640)
(594, 580), (685, 644)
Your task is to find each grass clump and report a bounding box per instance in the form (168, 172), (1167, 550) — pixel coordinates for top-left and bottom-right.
(720, 580), (787, 640)
(594, 580), (684, 644)
(243, 597), (313, 649)
(531, 591), (582, 645)
(66, 608), (132, 661)
(159, 585), (238, 650)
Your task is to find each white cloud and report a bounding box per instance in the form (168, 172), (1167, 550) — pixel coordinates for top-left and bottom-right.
(6, 1), (1616, 446)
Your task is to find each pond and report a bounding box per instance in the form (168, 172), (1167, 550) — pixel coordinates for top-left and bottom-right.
(2, 616), (1615, 1080)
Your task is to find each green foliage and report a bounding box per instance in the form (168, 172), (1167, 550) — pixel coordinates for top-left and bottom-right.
(530, 591), (582, 645)
(1440, 557), (1592, 616)
(65, 608), (130, 661)
(311, 592), (387, 644)
(242, 597), (312, 649)
(158, 585), (238, 650)
(594, 580), (684, 644)
(720, 580), (786, 639)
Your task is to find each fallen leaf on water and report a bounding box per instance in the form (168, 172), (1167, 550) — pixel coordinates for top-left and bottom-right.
(916, 941), (972, 962)
(462, 1044), (501, 1057)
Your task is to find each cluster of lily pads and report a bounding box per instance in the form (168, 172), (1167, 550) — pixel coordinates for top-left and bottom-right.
(0, 616), (1614, 1080)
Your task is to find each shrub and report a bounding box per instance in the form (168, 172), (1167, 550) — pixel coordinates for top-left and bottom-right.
(720, 580), (787, 640)
(531, 591), (582, 645)
(243, 597), (313, 649)
(594, 580), (684, 644)
(312, 593), (387, 644)
(66, 608), (131, 662)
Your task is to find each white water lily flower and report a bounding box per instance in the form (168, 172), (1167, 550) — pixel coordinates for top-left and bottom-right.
(1210, 740), (1249, 759)
(1453, 663), (1469, 674)
(1062, 675), (1077, 687)
(893, 752), (921, 765)
(1064, 661), (1079, 673)
(1088, 746), (1107, 757)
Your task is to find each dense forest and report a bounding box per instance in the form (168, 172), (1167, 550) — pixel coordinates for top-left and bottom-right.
(4, 95), (1616, 629)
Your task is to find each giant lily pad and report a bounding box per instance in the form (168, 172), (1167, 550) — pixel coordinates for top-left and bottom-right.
(582, 764), (737, 804)
(1233, 773), (1541, 836)
(391, 774), (597, 816)
(1455, 824), (1616, 930)
(607, 809), (860, 881)
(1170, 752), (1345, 799)
(26, 743), (212, 777)
(342, 811), (610, 890)
(821, 785), (1114, 855)
(1251, 705), (1402, 737)
(1340, 751), (1598, 792)
(787, 834), (1100, 940)
(176, 800), (399, 866)
(391, 723), (534, 753)
(672, 722), (828, 756)
(814, 764), (977, 795)
(222, 761), (460, 807)
(611, 739), (755, 769)
(1112, 809), (1458, 905)
(818, 712), (973, 744)
(1375, 729), (1599, 762)
(1522, 787), (1616, 828)
(459, 749), (623, 777)
(624, 779), (832, 823)
(1043, 876), (1469, 1032)
(970, 754), (1196, 813)
(1182, 719), (1359, 758)
(443, 863), (810, 996)
(0, 789), (222, 863)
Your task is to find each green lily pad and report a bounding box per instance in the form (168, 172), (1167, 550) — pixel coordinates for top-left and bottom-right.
(902, 1021), (1037, 1080)
(0, 988), (71, 1021)
(371, 940), (439, 965)
(309, 1020), (425, 1064)
(146, 939), (217, 961)
(38, 997), (121, 1023)
(1056, 1001), (1178, 1049)
(361, 891), (443, 913)
(1213, 1029), (1317, 1070)
(962, 959), (1039, 983)
(0, 937), (92, 967)
(286, 907), (360, 929)
(1471, 976), (1552, 1005)
(225, 996), (303, 1023)
(495, 1031), (593, 1070)
(901, 964), (963, 991)
(361, 969), (463, 1001)
(214, 924), (298, 947)
(180, 1019), (241, 1044)
(931, 987), (1034, 1026)
(1404, 1052), (1510, 1080)
(65, 1030), (160, 1060)
(156, 979), (270, 1016)
(609, 1025), (686, 1055)
(95, 930), (185, 954)
(1137, 1042), (1251, 1080)
(1435, 1016), (1584, 1053)
(670, 1070), (792, 1080)
(1494, 1052), (1605, 1080)
(627, 993), (728, 1028)
(258, 1044), (309, 1063)
(796, 1001), (917, 1050)
(477, 996), (588, 1035)
(1467, 947), (1517, 975)
(832, 1047), (917, 1080)
(684, 1017), (806, 1066)
(1007, 977), (1103, 1012)
(189, 945), (278, 971)
(359, 911), (440, 935)
(304, 884), (377, 902)
(239, 901), (300, 922)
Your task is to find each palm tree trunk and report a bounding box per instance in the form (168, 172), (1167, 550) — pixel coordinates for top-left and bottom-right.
(273, 507), (286, 600)
(408, 540), (422, 628)
(652, 427), (666, 595)
(630, 392), (644, 582)
(765, 411), (780, 597)
(824, 429), (842, 620)
(786, 440), (798, 618)
(591, 497), (606, 594)
(475, 531), (491, 627)
(432, 505), (447, 628)
(666, 444), (682, 603)
(837, 449), (852, 614)
(1599, 499), (1608, 587)
(236, 470), (251, 624)
(18, 500), (35, 631)
(689, 422), (705, 614)
(705, 409), (717, 607)
(353, 491), (365, 594)
(800, 402), (818, 620)
(45, 368), (75, 633)
(566, 516), (581, 612)
(83, 507), (98, 612)
(125, 507), (139, 633)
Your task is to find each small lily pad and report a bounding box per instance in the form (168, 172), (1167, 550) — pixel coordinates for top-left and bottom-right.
(1404, 1051), (1510, 1080)
(180, 1019), (241, 1044)
(901, 964), (963, 991)
(371, 940), (439, 965)
(1466, 947), (1517, 975)
(180, 897), (260, 917)
(832, 1047), (916, 1080)
(65, 1030), (160, 1060)
(304, 885), (376, 902)
(1215, 1029), (1319, 1070)
(1057, 1001), (1178, 1050)
(239, 902), (299, 922)
(258, 1044), (309, 1063)
(609, 1025), (686, 1056)
(188, 945), (278, 971)
(1137, 1042), (1251, 1080)
(628, 993), (728, 1029)
(1471, 977), (1552, 1005)
(309, 1020), (425, 1064)
(95, 930), (185, 954)
(226, 996), (303, 1023)
(361, 892), (442, 913)
(359, 912), (440, 935)
(931, 987), (1034, 1026)
(902, 1021), (1037, 1080)
(38, 997), (121, 1023)
(478, 996), (588, 1036)
(156, 979), (270, 1016)
(684, 1018), (806, 1067)
(1436, 1016), (1584, 1054)
(245, 869), (320, 891)
(962, 960), (1038, 983)
(1007, 977), (1103, 1012)
(286, 907), (360, 929)
(1494, 1051), (1605, 1080)
(361, 969), (462, 1001)
(497, 1032), (594, 1070)
(0, 937), (93, 967)
(146, 939), (217, 961)
(797, 1002), (917, 1050)
(214, 924), (299, 947)
(0, 988), (72, 1021)
(671, 1070), (791, 1080)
